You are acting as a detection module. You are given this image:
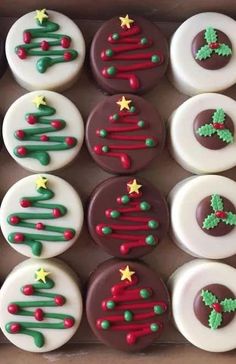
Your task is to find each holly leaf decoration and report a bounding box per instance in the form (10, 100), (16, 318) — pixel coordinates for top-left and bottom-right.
(223, 211), (236, 226)
(217, 129), (234, 144)
(211, 194), (224, 212)
(201, 289), (218, 306)
(195, 45), (213, 60)
(204, 27), (218, 44)
(221, 298), (236, 313)
(202, 213), (220, 229)
(212, 108), (225, 124)
(197, 123), (216, 137)
(208, 309), (222, 330)
(215, 44), (232, 57)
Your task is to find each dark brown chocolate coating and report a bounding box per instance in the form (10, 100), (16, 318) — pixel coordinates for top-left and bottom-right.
(85, 94), (165, 174)
(86, 259), (170, 352)
(87, 176), (169, 259)
(0, 37), (7, 79)
(90, 15), (169, 94)
(194, 284), (235, 329)
(192, 29), (232, 70)
(196, 195), (235, 236)
(193, 109), (234, 150)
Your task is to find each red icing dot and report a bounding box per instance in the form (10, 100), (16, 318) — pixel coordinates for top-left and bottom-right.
(52, 208), (61, 218)
(93, 145), (103, 154)
(65, 137), (76, 146)
(16, 130), (25, 139)
(126, 332), (136, 345)
(27, 115), (37, 124)
(213, 123), (225, 130)
(23, 31), (31, 44)
(64, 318), (74, 328)
(40, 135), (49, 142)
(36, 222), (45, 230)
(61, 37), (71, 48)
(22, 284), (34, 296)
(63, 52), (72, 61)
(34, 308), (44, 321)
(209, 42), (219, 49)
(105, 209), (112, 218)
(116, 197), (122, 204)
(41, 40), (49, 51)
(20, 199), (31, 208)
(212, 303), (222, 313)
(120, 244), (129, 255)
(17, 48), (27, 59)
(14, 233), (24, 242)
(8, 304), (19, 314)
(10, 323), (21, 333)
(17, 146), (27, 156)
(10, 216), (20, 225)
(54, 295), (65, 306)
(215, 211), (227, 219)
(63, 230), (75, 240)
(51, 120), (62, 129)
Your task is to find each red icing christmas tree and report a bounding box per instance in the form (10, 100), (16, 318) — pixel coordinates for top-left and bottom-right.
(96, 265), (167, 346)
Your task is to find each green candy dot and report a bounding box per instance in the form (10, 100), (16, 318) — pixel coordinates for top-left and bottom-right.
(102, 145), (109, 153)
(101, 320), (110, 330)
(124, 310), (133, 322)
(140, 289), (151, 299)
(112, 33), (119, 40)
(102, 226), (112, 235)
(121, 195), (130, 204)
(105, 49), (113, 57)
(130, 106), (136, 113)
(154, 305), (164, 315)
(150, 323), (159, 332)
(99, 129), (107, 138)
(145, 138), (156, 147)
(106, 300), (115, 310)
(148, 220), (159, 229)
(145, 235), (156, 246)
(112, 113), (119, 121)
(151, 54), (160, 63)
(138, 120), (145, 128)
(110, 210), (120, 219)
(107, 66), (116, 76)
(140, 201), (151, 211)
(141, 37), (148, 45)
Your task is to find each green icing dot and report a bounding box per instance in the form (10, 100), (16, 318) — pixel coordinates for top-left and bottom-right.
(105, 49), (114, 57)
(102, 226), (112, 235)
(140, 201), (151, 211)
(102, 146), (109, 153)
(145, 235), (156, 246)
(145, 138), (156, 147)
(151, 55), (160, 63)
(141, 37), (148, 45)
(112, 33), (119, 40)
(154, 305), (164, 315)
(124, 310), (133, 322)
(140, 289), (151, 299)
(121, 195), (130, 204)
(99, 129), (107, 138)
(138, 120), (145, 128)
(148, 220), (159, 229)
(106, 300), (115, 310)
(112, 113), (119, 121)
(107, 66), (117, 76)
(101, 320), (110, 330)
(110, 210), (120, 219)
(150, 323), (159, 332)
(130, 106), (136, 113)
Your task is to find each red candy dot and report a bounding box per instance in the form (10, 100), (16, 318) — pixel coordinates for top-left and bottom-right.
(22, 284), (34, 296)
(93, 145), (102, 154)
(16, 130), (25, 139)
(51, 120), (62, 129)
(120, 245), (129, 255)
(61, 37), (71, 48)
(36, 222), (45, 230)
(63, 230), (74, 240)
(212, 303), (222, 313)
(105, 209), (112, 218)
(27, 115), (37, 124)
(41, 40), (49, 51)
(40, 135), (49, 142)
(65, 137), (76, 146)
(52, 208), (61, 218)
(126, 332), (136, 345)
(64, 318), (74, 328)
(17, 48), (27, 59)
(63, 52), (72, 61)
(35, 308), (44, 321)
(8, 304), (19, 314)
(213, 123), (225, 130)
(10, 216), (20, 225)
(23, 31), (31, 44)
(215, 211), (227, 219)
(14, 233), (24, 242)
(209, 42), (219, 49)
(10, 323), (21, 333)
(20, 199), (31, 208)
(54, 295), (65, 306)
(17, 146), (27, 156)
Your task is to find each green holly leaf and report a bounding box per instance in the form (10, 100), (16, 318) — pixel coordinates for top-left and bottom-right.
(214, 43), (232, 56)
(204, 27), (218, 44)
(217, 129), (234, 144)
(201, 289), (218, 306)
(195, 45), (213, 60)
(223, 211), (236, 226)
(211, 194), (224, 212)
(221, 298), (236, 313)
(212, 108), (225, 124)
(197, 123), (216, 137)
(208, 309), (222, 330)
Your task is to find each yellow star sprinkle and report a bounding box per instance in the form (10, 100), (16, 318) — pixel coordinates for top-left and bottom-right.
(119, 15), (134, 29)
(35, 9), (48, 24)
(119, 265), (135, 282)
(116, 96), (132, 111)
(33, 95), (47, 109)
(35, 176), (48, 190)
(35, 268), (50, 283)
(127, 179), (142, 194)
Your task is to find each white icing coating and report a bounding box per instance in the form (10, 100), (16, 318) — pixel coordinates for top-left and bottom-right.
(168, 93), (236, 174)
(0, 258), (83, 352)
(168, 259), (236, 352)
(0, 174), (84, 259)
(168, 175), (236, 259)
(168, 12), (236, 96)
(5, 10), (85, 91)
(3, 90), (84, 172)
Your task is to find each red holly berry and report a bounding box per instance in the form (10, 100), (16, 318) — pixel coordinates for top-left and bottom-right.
(14, 233), (25, 242)
(16, 130), (25, 139)
(126, 332), (136, 345)
(36, 222), (45, 230)
(63, 230), (74, 240)
(61, 37), (71, 48)
(22, 284), (34, 296)
(120, 244), (129, 255)
(35, 308), (44, 321)
(23, 32), (31, 44)
(10, 216), (20, 225)
(17, 146), (27, 156)
(213, 123), (224, 130)
(27, 115), (37, 124)
(40, 135), (49, 142)
(65, 137), (76, 146)
(52, 208), (61, 218)
(54, 295), (65, 306)
(17, 48), (27, 59)
(64, 317), (74, 328)
(51, 120), (62, 129)
(41, 40), (49, 51)
(8, 304), (19, 314)
(215, 211), (227, 219)
(63, 52), (72, 61)
(209, 42), (219, 49)
(20, 199), (31, 208)
(10, 323), (21, 333)
(212, 302), (222, 313)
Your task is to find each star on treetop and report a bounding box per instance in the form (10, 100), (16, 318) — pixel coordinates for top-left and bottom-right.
(35, 268), (50, 283)
(127, 179), (142, 194)
(119, 265), (135, 282)
(35, 176), (48, 190)
(119, 15), (134, 29)
(33, 95), (47, 109)
(34, 9), (49, 24)
(116, 96), (132, 111)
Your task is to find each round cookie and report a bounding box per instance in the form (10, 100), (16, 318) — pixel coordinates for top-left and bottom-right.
(88, 176), (169, 259)
(90, 14), (168, 94)
(0, 174), (83, 259)
(168, 175), (236, 259)
(168, 93), (236, 174)
(168, 12), (236, 96)
(86, 94), (165, 174)
(5, 9), (85, 91)
(0, 258), (83, 352)
(3, 91), (84, 172)
(86, 259), (170, 352)
(168, 259), (236, 352)
(0, 36), (7, 79)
